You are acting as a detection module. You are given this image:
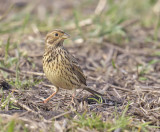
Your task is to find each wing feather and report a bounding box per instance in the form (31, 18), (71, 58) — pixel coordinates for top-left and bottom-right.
(68, 53), (86, 86)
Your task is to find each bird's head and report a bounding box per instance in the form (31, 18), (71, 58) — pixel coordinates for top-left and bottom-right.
(45, 29), (69, 48)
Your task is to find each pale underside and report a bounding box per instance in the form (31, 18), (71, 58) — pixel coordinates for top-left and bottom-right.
(43, 47), (86, 90)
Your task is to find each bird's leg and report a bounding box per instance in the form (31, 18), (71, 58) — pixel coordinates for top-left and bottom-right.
(71, 88), (76, 103)
(43, 87), (59, 103)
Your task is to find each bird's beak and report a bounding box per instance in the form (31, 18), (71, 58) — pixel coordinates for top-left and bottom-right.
(62, 33), (70, 39)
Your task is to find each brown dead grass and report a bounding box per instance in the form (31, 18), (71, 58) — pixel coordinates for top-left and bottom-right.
(0, 0), (160, 131)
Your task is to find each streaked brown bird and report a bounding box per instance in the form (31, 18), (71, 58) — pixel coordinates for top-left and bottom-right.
(43, 29), (103, 103)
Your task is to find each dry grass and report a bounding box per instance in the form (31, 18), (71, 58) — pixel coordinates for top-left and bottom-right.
(0, 0), (160, 131)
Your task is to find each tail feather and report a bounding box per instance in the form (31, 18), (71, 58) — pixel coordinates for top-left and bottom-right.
(83, 86), (104, 96)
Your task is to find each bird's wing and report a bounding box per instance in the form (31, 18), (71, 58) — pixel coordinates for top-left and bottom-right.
(68, 53), (87, 86)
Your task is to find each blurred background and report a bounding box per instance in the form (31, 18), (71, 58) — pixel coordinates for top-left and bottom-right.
(0, 0), (160, 131)
(0, 0), (160, 70)
(0, 0), (159, 41)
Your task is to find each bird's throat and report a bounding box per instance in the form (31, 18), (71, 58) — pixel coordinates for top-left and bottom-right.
(45, 40), (64, 50)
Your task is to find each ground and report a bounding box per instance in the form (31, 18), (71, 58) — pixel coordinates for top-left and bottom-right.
(0, 0), (160, 131)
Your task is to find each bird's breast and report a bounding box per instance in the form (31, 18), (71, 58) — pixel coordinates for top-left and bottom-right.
(43, 49), (80, 90)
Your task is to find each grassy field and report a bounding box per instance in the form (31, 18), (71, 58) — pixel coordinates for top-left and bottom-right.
(0, 0), (160, 131)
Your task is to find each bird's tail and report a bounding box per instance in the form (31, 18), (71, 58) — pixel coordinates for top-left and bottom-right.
(83, 86), (104, 96)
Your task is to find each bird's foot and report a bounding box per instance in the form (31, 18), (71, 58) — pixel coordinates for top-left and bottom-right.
(35, 98), (49, 104)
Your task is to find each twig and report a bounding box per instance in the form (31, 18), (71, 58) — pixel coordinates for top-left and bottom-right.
(109, 84), (131, 92)
(27, 53), (43, 57)
(0, 66), (44, 76)
(10, 96), (38, 114)
(21, 71), (45, 76)
(102, 41), (145, 65)
(104, 40), (160, 57)
(94, 0), (106, 15)
(10, 95), (52, 123)
(0, 66), (17, 74)
(51, 110), (74, 120)
(113, 88), (121, 98)
(146, 75), (160, 83)
(104, 48), (114, 65)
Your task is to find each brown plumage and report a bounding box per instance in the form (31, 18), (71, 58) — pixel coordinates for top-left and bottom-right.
(43, 29), (103, 103)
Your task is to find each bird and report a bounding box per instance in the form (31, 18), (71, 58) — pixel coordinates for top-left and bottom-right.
(42, 29), (103, 103)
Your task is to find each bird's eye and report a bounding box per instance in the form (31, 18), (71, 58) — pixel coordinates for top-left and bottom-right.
(55, 33), (58, 36)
